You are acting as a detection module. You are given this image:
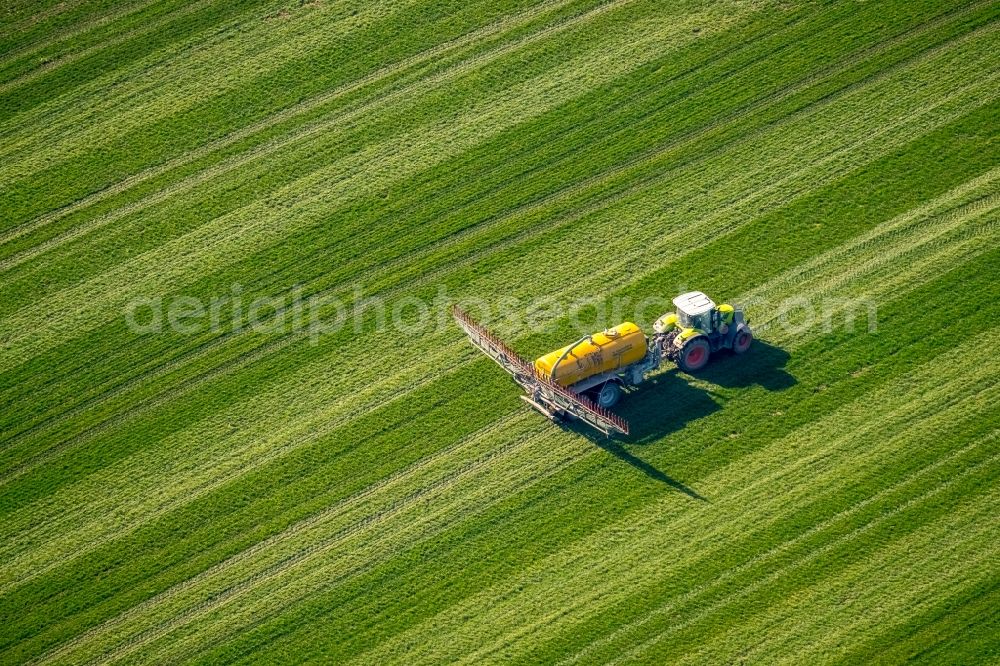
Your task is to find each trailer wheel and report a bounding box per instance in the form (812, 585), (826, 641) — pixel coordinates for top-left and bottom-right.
(596, 381), (622, 408)
(678, 338), (711, 373)
(733, 328), (753, 354)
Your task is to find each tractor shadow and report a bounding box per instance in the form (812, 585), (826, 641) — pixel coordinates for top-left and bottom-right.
(559, 340), (795, 500)
(621, 340), (795, 443)
(695, 340), (796, 392)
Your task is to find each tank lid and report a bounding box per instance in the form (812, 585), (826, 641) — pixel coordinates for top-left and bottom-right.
(673, 291), (716, 316)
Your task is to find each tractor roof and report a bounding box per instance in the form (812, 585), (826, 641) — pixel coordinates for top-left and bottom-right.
(673, 291), (716, 316)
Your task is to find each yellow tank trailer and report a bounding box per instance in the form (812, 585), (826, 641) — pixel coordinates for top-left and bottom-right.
(534, 323), (647, 387)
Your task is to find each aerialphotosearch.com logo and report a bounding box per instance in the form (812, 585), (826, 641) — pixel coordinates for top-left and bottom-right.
(124, 283), (876, 344)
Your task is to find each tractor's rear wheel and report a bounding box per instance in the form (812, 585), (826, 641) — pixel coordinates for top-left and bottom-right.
(595, 381), (622, 408)
(733, 328), (753, 354)
(678, 338), (711, 373)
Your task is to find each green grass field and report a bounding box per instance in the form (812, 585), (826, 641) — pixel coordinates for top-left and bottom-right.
(1, 0), (998, 662)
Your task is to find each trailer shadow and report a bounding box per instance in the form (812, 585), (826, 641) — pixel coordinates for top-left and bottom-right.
(560, 415), (708, 501)
(557, 340), (795, 499)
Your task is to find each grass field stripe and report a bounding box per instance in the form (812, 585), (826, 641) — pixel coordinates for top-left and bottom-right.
(775, 528), (999, 663)
(559, 430), (999, 664)
(0, 0), (866, 245)
(656, 482), (997, 664)
(0, 0), (635, 198)
(2, 0), (979, 275)
(4, 153), (990, 559)
(443, 385), (1000, 664)
(711, 487), (1000, 665)
(0, 0), (425, 172)
(356, 386), (999, 664)
(3, 0), (980, 332)
(3, 166), (988, 592)
(0, 1), (769, 371)
(404, 341), (1000, 626)
(0, 0), (90, 44)
(0, 0), (896, 262)
(0, 338), (488, 586)
(0, 0), (228, 96)
(31, 411), (538, 664)
(5, 19), (992, 580)
(750, 188), (1000, 340)
(0, 10), (984, 368)
(0, 0), (678, 271)
(765, 216), (1000, 348)
(0, 0), (624, 462)
(352, 28), (1000, 324)
(144, 447), (595, 665)
(769, 539), (998, 664)
(77, 424), (589, 664)
(0, 0), (603, 247)
(31, 0), (964, 288)
(3, 3), (998, 661)
(482, 432), (1000, 666)
(23, 318), (1000, 660)
(354, 359), (997, 662)
(0, 215), (978, 592)
(0, 327), (479, 486)
(0, 0), (166, 70)
(39, 342), (992, 660)
(0, 0), (421, 145)
(530, 69), (1000, 327)
(0, 0), (649, 272)
(745, 167), (1000, 299)
(611, 451), (1000, 665)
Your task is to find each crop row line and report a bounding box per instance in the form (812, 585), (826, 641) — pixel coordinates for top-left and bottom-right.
(0, 0), (855, 457)
(1, 9), (984, 420)
(759, 509), (998, 664)
(0, 0), (599, 245)
(92, 418), (590, 665)
(0, 0), (225, 96)
(0, 0), (635, 250)
(484, 427), (1000, 665)
(454, 373), (1000, 660)
(626, 478), (1000, 665)
(560, 428), (1000, 664)
(0, 338), (482, 589)
(0, 0), (416, 158)
(32, 411), (537, 664)
(1, 19), (992, 616)
(17, 202), (1000, 660)
(0, 0), (165, 70)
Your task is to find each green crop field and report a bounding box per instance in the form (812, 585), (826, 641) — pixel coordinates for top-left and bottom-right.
(1, 0), (998, 662)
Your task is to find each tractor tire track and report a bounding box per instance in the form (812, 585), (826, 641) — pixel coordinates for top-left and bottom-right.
(0, 0), (637, 255)
(0, 0), (596, 246)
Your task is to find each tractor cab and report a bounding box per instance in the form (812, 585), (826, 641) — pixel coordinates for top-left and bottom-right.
(672, 291), (716, 333)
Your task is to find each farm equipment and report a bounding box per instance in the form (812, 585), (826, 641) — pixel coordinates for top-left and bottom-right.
(453, 291), (752, 436)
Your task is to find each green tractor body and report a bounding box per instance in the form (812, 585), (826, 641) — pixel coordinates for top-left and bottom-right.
(653, 291), (752, 372)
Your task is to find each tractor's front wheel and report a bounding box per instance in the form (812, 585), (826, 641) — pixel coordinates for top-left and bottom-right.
(677, 338), (711, 373)
(733, 328), (753, 354)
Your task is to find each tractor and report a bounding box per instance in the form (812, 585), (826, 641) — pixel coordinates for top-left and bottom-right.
(653, 291), (753, 373)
